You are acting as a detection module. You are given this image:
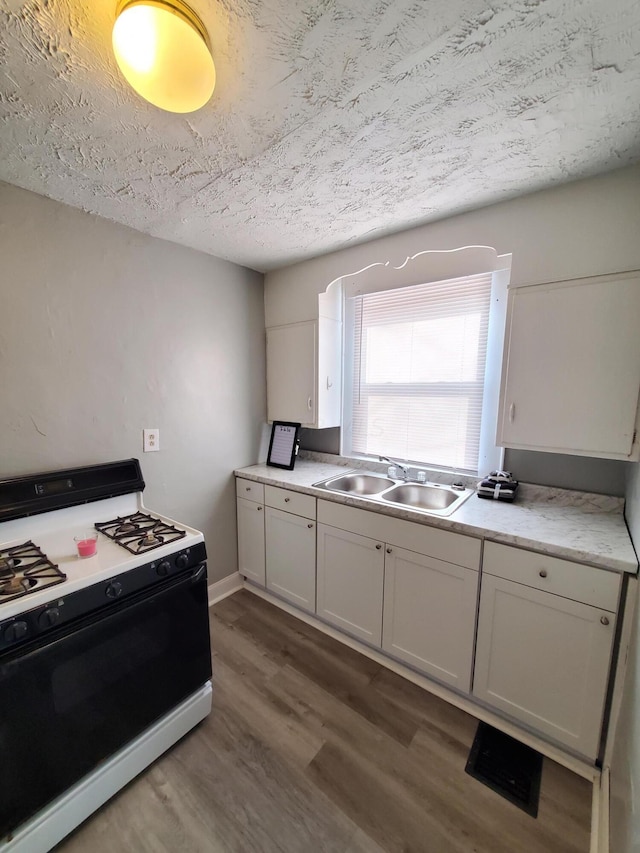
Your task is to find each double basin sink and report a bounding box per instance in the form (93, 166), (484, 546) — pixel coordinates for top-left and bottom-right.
(312, 471), (474, 517)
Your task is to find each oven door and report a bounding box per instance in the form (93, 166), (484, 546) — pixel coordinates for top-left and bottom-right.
(0, 565), (212, 839)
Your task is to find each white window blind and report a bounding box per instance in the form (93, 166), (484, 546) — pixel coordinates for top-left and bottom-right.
(344, 272), (493, 473)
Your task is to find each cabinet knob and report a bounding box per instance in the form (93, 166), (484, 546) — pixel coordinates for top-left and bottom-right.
(386, 548), (392, 554)
(375, 543), (382, 550)
(246, 486), (251, 491)
(257, 506), (262, 511)
(307, 523), (313, 529)
(539, 569), (548, 578)
(601, 615), (610, 626)
(284, 497), (290, 502)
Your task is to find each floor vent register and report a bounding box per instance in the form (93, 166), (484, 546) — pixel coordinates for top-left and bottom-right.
(465, 722), (543, 817)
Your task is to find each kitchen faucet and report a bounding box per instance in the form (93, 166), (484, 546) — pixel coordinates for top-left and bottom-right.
(378, 455), (410, 481)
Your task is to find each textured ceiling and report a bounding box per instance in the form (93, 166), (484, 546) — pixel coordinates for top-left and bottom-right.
(1, 0), (639, 272)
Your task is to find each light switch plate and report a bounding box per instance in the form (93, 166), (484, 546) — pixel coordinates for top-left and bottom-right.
(143, 429), (160, 452)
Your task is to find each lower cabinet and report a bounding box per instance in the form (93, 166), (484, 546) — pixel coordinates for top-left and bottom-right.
(473, 543), (619, 760)
(265, 507), (316, 612)
(237, 479), (624, 764)
(316, 524), (385, 645)
(236, 496), (265, 586)
(383, 547), (479, 692)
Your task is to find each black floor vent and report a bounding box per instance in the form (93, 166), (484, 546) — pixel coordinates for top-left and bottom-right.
(465, 722), (543, 817)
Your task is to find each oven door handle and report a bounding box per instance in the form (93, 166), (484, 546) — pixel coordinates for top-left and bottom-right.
(192, 564), (206, 584)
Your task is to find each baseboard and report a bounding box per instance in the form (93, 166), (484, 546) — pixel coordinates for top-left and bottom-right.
(591, 766), (610, 853)
(207, 572), (243, 606)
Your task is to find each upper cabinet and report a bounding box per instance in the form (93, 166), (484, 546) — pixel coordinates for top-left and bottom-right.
(266, 317), (341, 428)
(497, 271), (640, 460)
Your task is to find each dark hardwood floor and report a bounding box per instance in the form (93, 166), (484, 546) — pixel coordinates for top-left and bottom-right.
(55, 590), (592, 853)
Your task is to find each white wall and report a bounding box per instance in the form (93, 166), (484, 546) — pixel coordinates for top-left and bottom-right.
(611, 464), (640, 853)
(0, 182), (266, 583)
(265, 165), (640, 326)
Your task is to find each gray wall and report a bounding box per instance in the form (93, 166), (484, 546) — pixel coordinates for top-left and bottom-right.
(0, 182), (266, 583)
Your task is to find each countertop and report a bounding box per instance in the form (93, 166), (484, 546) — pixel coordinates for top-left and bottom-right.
(235, 459), (639, 574)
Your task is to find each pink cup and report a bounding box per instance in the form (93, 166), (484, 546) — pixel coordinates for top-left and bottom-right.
(74, 532), (98, 558)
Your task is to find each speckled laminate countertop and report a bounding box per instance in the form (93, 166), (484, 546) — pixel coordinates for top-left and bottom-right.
(235, 459), (638, 574)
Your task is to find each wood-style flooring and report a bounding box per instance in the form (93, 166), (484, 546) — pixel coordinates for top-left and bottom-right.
(55, 590), (592, 853)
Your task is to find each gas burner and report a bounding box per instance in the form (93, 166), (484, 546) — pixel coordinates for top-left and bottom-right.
(95, 513), (187, 555)
(0, 556), (15, 576)
(0, 541), (66, 603)
(1, 577), (37, 596)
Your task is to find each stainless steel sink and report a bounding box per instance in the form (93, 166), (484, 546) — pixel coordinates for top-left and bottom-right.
(312, 471), (473, 516)
(380, 483), (460, 511)
(314, 473), (396, 495)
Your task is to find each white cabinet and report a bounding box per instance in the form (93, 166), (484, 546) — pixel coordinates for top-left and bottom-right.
(473, 542), (620, 760)
(383, 547), (479, 692)
(236, 496), (265, 587)
(266, 318), (341, 428)
(316, 524), (385, 645)
(265, 507), (316, 613)
(497, 271), (640, 460)
(236, 479), (318, 605)
(316, 500), (481, 664)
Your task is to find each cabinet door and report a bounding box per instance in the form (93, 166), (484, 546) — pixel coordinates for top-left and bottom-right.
(316, 316), (342, 428)
(498, 273), (640, 459)
(473, 574), (616, 759)
(316, 524), (384, 646)
(265, 507), (316, 612)
(383, 547), (479, 693)
(236, 497), (265, 587)
(266, 322), (316, 425)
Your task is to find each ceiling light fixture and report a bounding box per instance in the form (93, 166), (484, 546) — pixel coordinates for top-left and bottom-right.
(112, 0), (216, 114)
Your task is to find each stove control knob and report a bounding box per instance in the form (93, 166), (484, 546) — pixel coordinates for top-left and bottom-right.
(157, 560), (171, 577)
(175, 554), (189, 569)
(105, 581), (123, 599)
(39, 608), (60, 629)
(4, 620), (28, 643)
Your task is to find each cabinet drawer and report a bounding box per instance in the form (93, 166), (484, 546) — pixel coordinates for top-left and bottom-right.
(318, 500), (480, 570)
(236, 478), (264, 504)
(482, 541), (620, 611)
(264, 485), (316, 520)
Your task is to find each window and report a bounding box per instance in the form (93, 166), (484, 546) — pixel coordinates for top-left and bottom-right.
(341, 269), (506, 475)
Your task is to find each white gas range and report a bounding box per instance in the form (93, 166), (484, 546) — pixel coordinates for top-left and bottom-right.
(0, 459), (213, 853)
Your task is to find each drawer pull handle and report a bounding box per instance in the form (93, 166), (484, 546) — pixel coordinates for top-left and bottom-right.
(246, 486), (251, 491)
(375, 544), (382, 550)
(284, 497), (290, 503)
(539, 569), (548, 578)
(509, 402), (516, 423)
(601, 615), (610, 626)
(386, 548), (392, 554)
(307, 523), (313, 529)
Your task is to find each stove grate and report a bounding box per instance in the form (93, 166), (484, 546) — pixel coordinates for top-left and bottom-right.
(95, 512), (187, 555)
(0, 541), (66, 603)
